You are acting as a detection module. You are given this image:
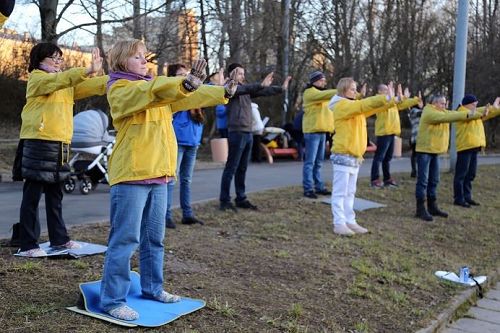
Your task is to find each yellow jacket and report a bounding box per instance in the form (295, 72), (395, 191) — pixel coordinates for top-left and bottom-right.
(302, 87), (337, 133)
(416, 104), (482, 154)
(108, 77), (227, 185)
(375, 97), (420, 136)
(329, 95), (395, 158)
(0, 13), (7, 28)
(456, 105), (500, 152)
(20, 68), (108, 144)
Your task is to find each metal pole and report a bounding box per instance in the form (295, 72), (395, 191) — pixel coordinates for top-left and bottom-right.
(281, 0), (290, 126)
(450, 0), (469, 172)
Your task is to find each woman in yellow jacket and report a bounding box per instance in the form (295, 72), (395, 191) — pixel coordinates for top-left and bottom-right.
(99, 39), (236, 321)
(414, 95), (482, 221)
(328, 78), (395, 236)
(17, 43), (106, 257)
(0, 0), (14, 28)
(453, 95), (500, 207)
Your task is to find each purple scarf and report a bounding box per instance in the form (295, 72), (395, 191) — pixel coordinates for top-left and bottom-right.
(107, 71), (153, 91)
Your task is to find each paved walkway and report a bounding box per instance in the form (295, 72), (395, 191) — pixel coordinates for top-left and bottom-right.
(443, 283), (500, 333)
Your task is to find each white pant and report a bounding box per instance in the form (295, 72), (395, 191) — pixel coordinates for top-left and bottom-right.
(331, 163), (359, 225)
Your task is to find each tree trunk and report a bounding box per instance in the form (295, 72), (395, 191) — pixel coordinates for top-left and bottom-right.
(39, 0), (59, 43)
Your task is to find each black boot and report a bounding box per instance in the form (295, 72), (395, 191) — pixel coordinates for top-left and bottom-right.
(416, 198), (433, 221)
(427, 197), (448, 218)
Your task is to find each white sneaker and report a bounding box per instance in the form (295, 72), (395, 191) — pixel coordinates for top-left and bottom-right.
(333, 224), (355, 236)
(61, 240), (82, 249)
(347, 223), (369, 234)
(17, 248), (48, 257)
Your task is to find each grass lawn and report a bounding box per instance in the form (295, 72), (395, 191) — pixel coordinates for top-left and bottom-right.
(0, 165), (499, 332)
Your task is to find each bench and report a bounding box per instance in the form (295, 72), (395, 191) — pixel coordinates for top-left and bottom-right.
(260, 144), (298, 164)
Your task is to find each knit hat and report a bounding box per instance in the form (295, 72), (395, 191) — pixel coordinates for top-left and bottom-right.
(228, 63), (243, 74)
(461, 94), (478, 106)
(309, 71), (325, 84)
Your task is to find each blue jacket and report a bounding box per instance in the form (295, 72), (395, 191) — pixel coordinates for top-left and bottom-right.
(215, 104), (227, 130)
(173, 111), (203, 147)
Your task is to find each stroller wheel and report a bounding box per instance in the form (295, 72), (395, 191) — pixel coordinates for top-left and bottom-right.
(79, 179), (92, 195)
(63, 178), (76, 193)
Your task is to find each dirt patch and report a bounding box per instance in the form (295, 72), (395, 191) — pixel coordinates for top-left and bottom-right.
(1, 166), (500, 332)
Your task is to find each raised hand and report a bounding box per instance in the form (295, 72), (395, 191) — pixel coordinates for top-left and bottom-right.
(397, 83), (403, 102)
(493, 97), (500, 109)
(183, 59), (207, 92)
(217, 67), (225, 86)
(86, 47), (103, 75)
(261, 72), (274, 87)
(404, 87), (411, 98)
(360, 83), (367, 97)
(387, 82), (395, 100)
(418, 91), (424, 108)
(224, 67), (238, 98)
(282, 76), (292, 90)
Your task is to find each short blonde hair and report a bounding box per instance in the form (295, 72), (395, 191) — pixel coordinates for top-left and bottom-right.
(107, 39), (146, 72)
(336, 77), (356, 97)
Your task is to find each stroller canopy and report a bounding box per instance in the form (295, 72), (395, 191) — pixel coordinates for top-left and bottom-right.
(72, 109), (114, 148)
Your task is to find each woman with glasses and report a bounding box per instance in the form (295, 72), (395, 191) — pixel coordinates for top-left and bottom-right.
(16, 42), (108, 257)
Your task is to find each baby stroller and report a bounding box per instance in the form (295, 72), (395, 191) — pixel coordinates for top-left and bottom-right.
(63, 109), (115, 195)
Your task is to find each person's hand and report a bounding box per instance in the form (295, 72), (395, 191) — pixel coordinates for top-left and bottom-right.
(482, 104), (490, 119)
(217, 67), (225, 86)
(387, 82), (395, 100)
(282, 76), (292, 90)
(417, 91), (424, 108)
(183, 59), (207, 92)
(360, 83), (367, 97)
(404, 87), (410, 98)
(261, 72), (274, 87)
(493, 97), (500, 109)
(396, 83), (403, 102)
(86, 47), (103, 75)
(224, 67), (238, 98)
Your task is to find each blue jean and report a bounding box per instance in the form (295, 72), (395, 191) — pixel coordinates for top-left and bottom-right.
(370, 134), (394, 181)
(453, 148), (479, 203)
(302, 133), (326, 193)
(220, 131), (253, 203)
(166, 145), (198, 220)
(415, 153), (440, 200)
(100, 183), (167, 312)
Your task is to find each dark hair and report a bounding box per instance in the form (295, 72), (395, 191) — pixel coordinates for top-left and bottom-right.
(227, 63), (243, 75)
(28, 43), (63, 73)
(167, 63), (187, 77)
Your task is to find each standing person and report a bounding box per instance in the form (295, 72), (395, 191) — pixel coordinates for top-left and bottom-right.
(100, 39), (236, 320)
(408, 99), (424, 177)
(301, 71), (336, 199)
(208, 70), (228, 138)
(328, 78), (395, 236)
(251, 102), (265, 162)
(453, 95), (500, 207)
(165, 63), (206, 229)
(219, 63), (291, 211)
(17, 43), (107, 257)
(370, 85), (420, 188)
(292, 107), (305, 161)
(0, 0), (14, 28)
(414, 95), (482, 221)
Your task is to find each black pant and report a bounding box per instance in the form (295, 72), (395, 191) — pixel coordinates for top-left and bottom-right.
(410, 142), (417, 174)
(251, 135), (262, 162)
(19, 180), (69, 251)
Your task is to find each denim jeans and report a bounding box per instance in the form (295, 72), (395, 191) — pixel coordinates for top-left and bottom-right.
(302, 132), (326, 193)
(370, 134), (394, 181)
(100, 183), (167, 312)
(453, 148), (479, 203)
(415, 153), (440, 200)
(220, 131), (253, 203)
(166, 145), (198, 220)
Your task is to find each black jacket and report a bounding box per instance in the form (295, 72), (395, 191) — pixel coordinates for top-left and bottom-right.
(227, 83), (283, 132)
(21, 139), (71, 183)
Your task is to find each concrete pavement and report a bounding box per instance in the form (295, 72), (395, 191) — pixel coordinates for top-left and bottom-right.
(1, 155), (499, 239)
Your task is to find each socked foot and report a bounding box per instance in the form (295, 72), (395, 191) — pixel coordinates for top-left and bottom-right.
(108, 305), (139, 321)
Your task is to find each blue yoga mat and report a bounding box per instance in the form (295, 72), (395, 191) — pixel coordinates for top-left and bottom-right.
(71, 271), (205, 327)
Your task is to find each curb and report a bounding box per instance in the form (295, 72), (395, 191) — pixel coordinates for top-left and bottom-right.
(416, 267), (500, 333)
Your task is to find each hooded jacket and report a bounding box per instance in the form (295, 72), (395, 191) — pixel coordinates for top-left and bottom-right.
(302, 87), (337, 133)
(416, 104), (482, 154)
(107, 77), (227, 185)
(328, 95), (394, 158)
(456, 105), (500, 152)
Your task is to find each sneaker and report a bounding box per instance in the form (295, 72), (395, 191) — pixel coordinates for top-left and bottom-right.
(108, 305), (139, 321)
(384, 179), (398, 188)
(165, 219), (176, 229)
(370, 179), (383, 188)
(304, 191), (318, 199)
(61, 240), (82, 249)
(333, 224), (355, 236)
(17, 248), (48, 257)
(235, 200), (258, 210)
(153, 290), (181, 303)
(466, 199), (480, 206)
(346, 223), (369, 234)
(315, 189), (332, 195)
(181, 216), (204, 225)
(220, 201), (237, 212)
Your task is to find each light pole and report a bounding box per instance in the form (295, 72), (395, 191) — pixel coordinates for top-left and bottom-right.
(450, 0), (469, 172)
(281, 0), (290, 126)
